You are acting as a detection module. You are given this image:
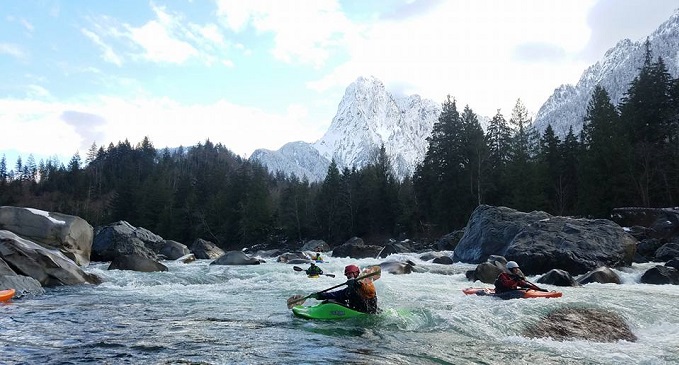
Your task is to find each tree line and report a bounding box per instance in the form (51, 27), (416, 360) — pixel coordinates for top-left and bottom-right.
(1, 44), (677, 249)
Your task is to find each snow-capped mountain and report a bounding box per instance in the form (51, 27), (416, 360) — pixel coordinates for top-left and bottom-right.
(533, 9), (679, 136)
(251, 76), (442, 181)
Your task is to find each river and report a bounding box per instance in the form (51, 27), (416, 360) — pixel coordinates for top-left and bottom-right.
(1, 254), (678, 364)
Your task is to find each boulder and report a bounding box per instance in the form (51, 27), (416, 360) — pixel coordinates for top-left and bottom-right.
(453, 205), (550, 263)
(471, 260), (505, 284)
(432, 256), (453, 265)
(92, 221), (159, 262)
(507, 217), (636, 275)
(636, 238), (664, 260)
(108, 254), (168, 272)
(639, 265), (679, 285)
(436, 230), (464, 251)
(523, 307), (636, 342)
(379, 260), (415, 274)
(300, 240), (330, 252)
(611, 207), (679, 241)
(160, 240), (191, 260)
(655, 243), (679, 262)
(577, 267), (621, 285)
(176, 254), (196, 263)
(211, 251), (262, 265)
(0, 230), (101, 286)
(189, 238), (225, 259)
(276, 252), (308, 263)
(331, 237), (382, 259)
(537, 269), (580, 287)
(0, 206), (93, 266)
(665, 258), (679, 270)
(377, 240), (412, 258)
(0, 274), (44, 297)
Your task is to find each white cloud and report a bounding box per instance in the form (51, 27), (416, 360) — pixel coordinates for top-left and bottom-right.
(83, 4), (233, 66)
(0, 43), (26, 60)
(130, 20), (198, 64)
(310, 0), (596, 116)
(0, 96), (319, 161)
(215, 0), (353, 67)
(81, 28), (123, 66)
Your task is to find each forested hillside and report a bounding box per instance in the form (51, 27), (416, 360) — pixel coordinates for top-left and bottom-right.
(2, 47), (677, 249)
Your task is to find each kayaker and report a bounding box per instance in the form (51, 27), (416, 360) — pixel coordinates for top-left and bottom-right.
(305, 262), (323, 276)
(312, 264), (379, 313)
(494, 261), (544, 293)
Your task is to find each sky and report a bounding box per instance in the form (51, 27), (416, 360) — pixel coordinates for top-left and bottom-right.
(1, 0), (677, 168)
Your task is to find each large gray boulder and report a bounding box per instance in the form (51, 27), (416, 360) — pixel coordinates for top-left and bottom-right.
(0, 230), (100, 286)
(507, 217), (636, 275)
(92, 221), (159, 262)
(453, 205), (550, 263)
(0, 206), (93, 266)
(454, 205), (636, 275)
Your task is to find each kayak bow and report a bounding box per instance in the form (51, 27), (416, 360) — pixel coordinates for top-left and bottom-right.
(292, 301), (368, 320)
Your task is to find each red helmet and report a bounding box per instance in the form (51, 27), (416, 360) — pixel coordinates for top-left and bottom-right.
(344, 264), (360, 276)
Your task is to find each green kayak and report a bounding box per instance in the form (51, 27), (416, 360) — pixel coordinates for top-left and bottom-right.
(291, 302), (367, 320)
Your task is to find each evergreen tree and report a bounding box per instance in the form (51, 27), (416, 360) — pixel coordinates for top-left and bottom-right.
(316, 160), (344, 243)
(537, 124), (562, 213)
(506, 99), (541, 210)
(579, 85), (628, 216)
(414, 95), (469, 231)
(484, 110), (511, 205)
(619, 43), (675, 207)
(460, 105), (486, 207)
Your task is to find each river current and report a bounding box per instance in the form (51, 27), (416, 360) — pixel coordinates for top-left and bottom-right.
(1, 254), (678, 364)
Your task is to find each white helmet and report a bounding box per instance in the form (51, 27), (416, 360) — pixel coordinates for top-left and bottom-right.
(506, 261), (519, 269)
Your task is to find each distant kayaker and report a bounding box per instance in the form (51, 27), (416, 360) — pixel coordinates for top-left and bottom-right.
(305, 262), (323, 276)
(312, 264), (379, 313)
(494, 261), (544, 293)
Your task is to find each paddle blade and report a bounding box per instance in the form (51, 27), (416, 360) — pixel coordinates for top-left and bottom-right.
(360, 266), (381, 282)
(324, 274), (336, 278)
(293, 266), (304, 272)
(287, 294), (307, 309)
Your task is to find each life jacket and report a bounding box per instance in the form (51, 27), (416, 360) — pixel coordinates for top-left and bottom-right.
(357, 280), (376, 299)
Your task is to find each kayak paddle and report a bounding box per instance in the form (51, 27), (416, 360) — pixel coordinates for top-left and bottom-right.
(286, 266), (381, 309)
(292, 265), (336, 278)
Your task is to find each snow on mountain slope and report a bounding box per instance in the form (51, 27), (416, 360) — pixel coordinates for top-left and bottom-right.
(251, 76), (441, 181)
(533, 10), (679, 136)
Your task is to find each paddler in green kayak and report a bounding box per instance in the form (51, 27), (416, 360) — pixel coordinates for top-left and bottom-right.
(305, 262), (323, 276)
(311, 264), (379, 313)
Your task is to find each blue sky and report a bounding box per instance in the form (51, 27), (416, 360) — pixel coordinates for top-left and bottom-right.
(1, 0), (677, 168)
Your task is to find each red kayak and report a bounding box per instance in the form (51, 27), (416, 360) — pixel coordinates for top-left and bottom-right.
(463, 287), (562, 299)
(0, 288), (15, 302)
